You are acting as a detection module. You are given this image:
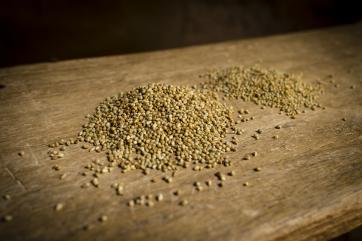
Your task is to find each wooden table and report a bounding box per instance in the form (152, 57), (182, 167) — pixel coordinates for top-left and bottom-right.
(0, 22), (361, 241)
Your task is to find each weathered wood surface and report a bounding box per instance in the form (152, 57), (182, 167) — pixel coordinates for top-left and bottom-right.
(0, 22), (361, 241)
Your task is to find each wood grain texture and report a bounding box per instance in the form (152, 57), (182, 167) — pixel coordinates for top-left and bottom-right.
(0, 23), (361, 241)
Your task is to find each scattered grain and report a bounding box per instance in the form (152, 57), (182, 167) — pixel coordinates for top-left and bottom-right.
(3, 215), (13, 222)
(145, 200), (154, 207)
(99, 215), (108, 222)
(128, 200), (135, 207)
(116, 185), (124, 195)
(59, 173), (67, 180)
(243, 155), (251, 161)
(156, 193), (164, 202)
(83, 224), (92, 231)
(3, 194), (11, 200)
(55, 203), (64, 211)
(91, 178), (99, 187)
(179, 200), (188, 206)
(228, 170), (236, 176)
(205, 180), (212, 186)
(215, 172), (226, 181)
(52, 165), (60, 171)
(163, 176), (173, 183)
(81, 183), (91, 188)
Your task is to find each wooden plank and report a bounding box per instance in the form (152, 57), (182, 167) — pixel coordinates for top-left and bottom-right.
(0, 22), (361, 241)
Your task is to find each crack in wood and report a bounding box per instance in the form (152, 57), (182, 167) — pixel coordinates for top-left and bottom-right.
(4, 166), (27, 191)
(26, 144), (40, 166)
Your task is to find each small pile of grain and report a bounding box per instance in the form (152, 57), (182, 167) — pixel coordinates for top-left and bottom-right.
(78, 83), (235, 173)
(200, 66), (322, 116)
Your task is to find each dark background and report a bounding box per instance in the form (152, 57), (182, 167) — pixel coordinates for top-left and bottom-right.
(0, 0), (361, 68)
(0, 0), (361, 240)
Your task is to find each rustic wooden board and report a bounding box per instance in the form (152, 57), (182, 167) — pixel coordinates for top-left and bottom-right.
(0, 22), (361, 241)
